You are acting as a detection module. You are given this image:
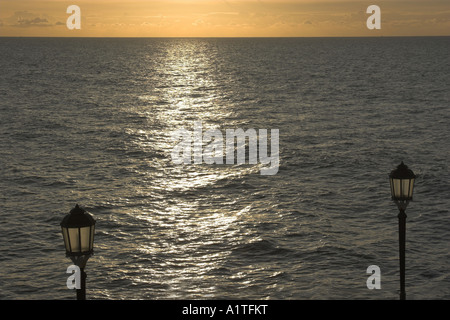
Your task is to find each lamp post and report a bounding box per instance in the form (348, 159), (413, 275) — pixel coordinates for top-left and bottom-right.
(61, 204), (96, 300)
(389, 162), (416, 300)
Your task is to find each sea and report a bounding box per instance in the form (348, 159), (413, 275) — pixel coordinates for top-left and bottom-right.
(0, 37), (449, 300)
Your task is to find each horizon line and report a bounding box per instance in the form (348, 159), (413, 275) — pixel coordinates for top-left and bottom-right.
(1, 35), (449, 39)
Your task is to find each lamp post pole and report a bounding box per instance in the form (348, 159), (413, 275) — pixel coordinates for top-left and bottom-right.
(77, 267), (87, 300)
(398, 208), (407, 300)
(389, 162), (415, 300)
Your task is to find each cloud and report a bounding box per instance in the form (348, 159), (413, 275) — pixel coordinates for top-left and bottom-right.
(15, 17), (52, 27)
(4, 11), (56, 28)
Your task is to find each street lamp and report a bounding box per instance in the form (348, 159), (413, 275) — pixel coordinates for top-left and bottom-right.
(389, 162), (416, 300)
(61, 204), (96, 300)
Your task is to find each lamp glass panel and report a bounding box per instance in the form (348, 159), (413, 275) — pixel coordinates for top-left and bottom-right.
(90, 225), (95, 250)
(62, 227), (70, 252)
(80, 226), (91, 252)
(392, 178), (402, 199)
(391, 177), (414, 200)
(408, 179), (415, 198)
(68, 227), (80, 253)
(401, 179), (411, 198)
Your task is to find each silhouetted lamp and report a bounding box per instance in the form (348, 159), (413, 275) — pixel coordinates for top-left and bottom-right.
(389, 162), (416, 300)
(389, 161), (416, 209)
(61, 204), (96, 300)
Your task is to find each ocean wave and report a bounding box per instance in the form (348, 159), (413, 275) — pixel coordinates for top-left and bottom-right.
(231, 239), (295, 259)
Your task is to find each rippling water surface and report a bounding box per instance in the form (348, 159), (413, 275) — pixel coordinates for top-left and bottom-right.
(0, 37), (449, 299)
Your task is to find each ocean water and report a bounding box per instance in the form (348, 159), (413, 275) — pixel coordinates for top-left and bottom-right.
(0, 37), (449, 300)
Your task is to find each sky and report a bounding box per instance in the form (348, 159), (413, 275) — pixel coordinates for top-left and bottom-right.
(0, 0), (449, 37)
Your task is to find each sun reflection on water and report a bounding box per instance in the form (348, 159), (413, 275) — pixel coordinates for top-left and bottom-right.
(119, 39), (258, 297)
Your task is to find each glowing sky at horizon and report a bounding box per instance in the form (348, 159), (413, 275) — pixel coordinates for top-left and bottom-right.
(0, 0), (449, 37)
